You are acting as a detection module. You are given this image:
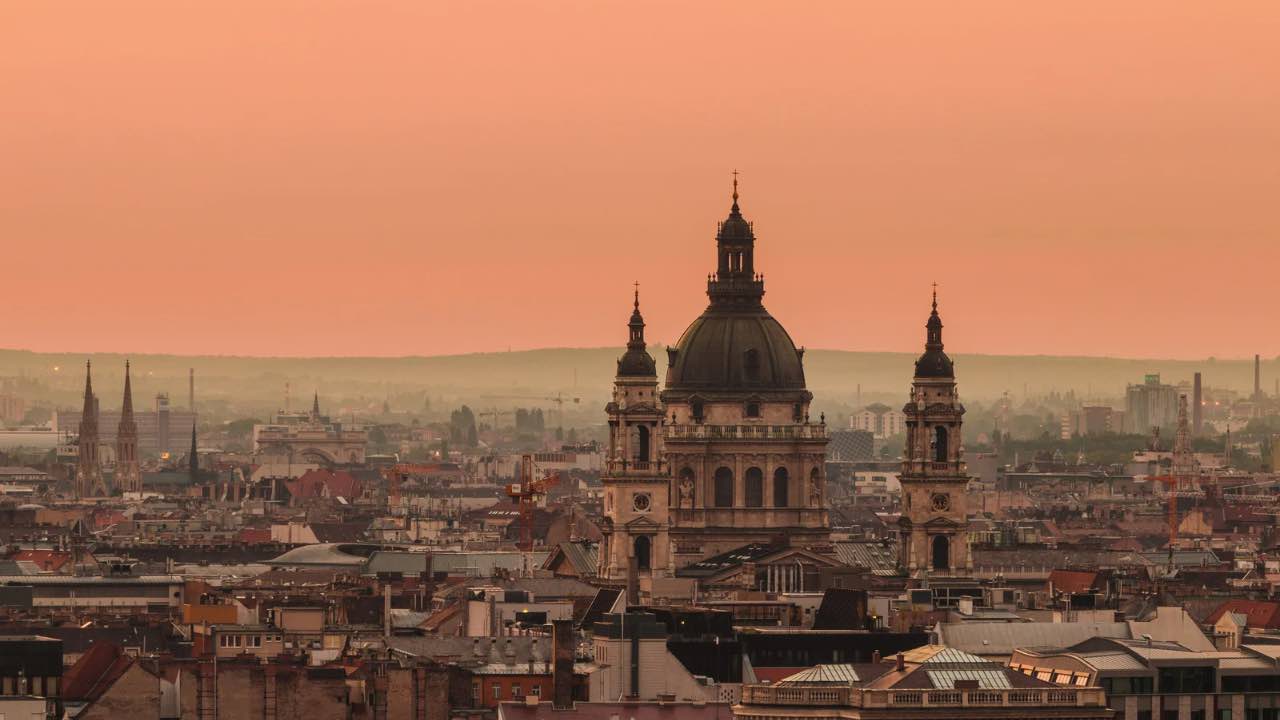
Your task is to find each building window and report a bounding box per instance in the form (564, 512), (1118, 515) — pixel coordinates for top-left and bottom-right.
(493, 685), (501, 700)
(512, 684), (522, 698)
(745, 467), (763, 507)
(745, 402), (760, 418)
(714, 467), (734, 507)
(773, 467), (789, 507)
(531, 685), (541, 696)
(473, 683), (480, 702)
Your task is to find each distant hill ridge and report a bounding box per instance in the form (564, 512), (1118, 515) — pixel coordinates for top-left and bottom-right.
(0, 347), (1271, 406)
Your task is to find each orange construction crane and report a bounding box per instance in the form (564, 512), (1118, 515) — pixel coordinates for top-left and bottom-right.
(381, 463), (444, 509)
(505, 453), (559, 551)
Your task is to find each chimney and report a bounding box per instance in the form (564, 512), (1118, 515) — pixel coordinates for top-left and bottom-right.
(383, 584), (392, 638)
(529, 637), (538, 674)
(872, 650), (881, 664)
(1256, 354), (1263, 400)
(896, 652), (905, 672)
(504, 638), (516, 664)
(552, 619), (574, 709)
(1192, 372), (1203, 435)
(473, 638), (484, 658)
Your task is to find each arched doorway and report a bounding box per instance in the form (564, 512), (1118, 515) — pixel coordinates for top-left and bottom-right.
(745, 467), (763, 507)
(714, 467), (734, 507)
(773, 467), (789, 507)
(634, 536), (651, 571)
(932, 535), (950, 570)
(934, 426), (948, 462)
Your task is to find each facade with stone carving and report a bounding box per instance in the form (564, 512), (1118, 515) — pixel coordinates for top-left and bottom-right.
(600, 184), (831, 593)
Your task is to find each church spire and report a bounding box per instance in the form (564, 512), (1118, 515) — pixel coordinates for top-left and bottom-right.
(81, 360), (95, 417)
(617, 284), (656, 378)
(189, 422), (198, 479)
(915, 285), (953, 378)
(312, 391), (320, 419)
(121, 360), (134, 417)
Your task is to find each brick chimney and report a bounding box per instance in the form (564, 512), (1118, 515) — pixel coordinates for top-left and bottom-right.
(552, 619), (574, 709)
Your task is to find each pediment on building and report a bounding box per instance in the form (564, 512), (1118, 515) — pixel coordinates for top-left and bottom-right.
(757, 546), (843, 568)
(623, 515), (662, 532)
(923, 516), (963, 529)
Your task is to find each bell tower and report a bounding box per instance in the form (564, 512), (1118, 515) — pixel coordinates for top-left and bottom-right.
(898, 288), (971, 577)
(599, 287), (670, 601)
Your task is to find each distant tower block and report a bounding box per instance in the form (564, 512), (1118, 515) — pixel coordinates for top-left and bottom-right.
(189, 368), (195, 411)
(1192, 372), (1203, 436)
(1256, 354), (1263, 401)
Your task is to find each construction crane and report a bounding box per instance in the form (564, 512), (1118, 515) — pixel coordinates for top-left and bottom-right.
(480, 393), (581, 431)
(380, 463), (443, 511)
(504, 453), (559, 552)
(478, 408), (512, 432)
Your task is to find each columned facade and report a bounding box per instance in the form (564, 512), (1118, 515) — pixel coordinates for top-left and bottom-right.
(661, 188), (829, 565)
(898, 292), (971, 577)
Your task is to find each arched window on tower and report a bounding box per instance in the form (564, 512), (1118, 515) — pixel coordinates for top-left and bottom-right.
(634, 536), (651, 571)
(932, 535), (950, 570)
(745, 467), (763, 507)
(714, 467), (734, 507)
(773, 467), (789, 507)
(636, 425), (650, 464)
(934, 426), (948, 462)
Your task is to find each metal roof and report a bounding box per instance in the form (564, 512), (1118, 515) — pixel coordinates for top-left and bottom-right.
(925, 668), (1012, 690)
(0, 574), (182, 585)
(778, 664), (860, 685)
(937, 621), (1131, 656)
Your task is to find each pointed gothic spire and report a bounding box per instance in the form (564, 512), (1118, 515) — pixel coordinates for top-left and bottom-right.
(121, 360), (134, 417)
(81, 360), (95, 416)
(189, 422), (198, 478)
(312, 391), (320, 418)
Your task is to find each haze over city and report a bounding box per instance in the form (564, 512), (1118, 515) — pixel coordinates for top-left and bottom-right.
(5, 6), (1280, 720)
(4, 1), (1278, 359)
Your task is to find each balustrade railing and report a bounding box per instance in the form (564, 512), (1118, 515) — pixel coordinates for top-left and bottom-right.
(738, 685), (1105, 709)
(665, 424), (827, 441)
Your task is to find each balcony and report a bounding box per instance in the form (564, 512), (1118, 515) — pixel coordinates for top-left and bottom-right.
(738, 685), (1105, 709)
(674, 507), (826, 528)
(665, 424), (827, 442)
(604, 459), (666, 475)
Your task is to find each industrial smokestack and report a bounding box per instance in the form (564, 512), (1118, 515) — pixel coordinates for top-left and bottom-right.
(552, 619), (574, 709)
(1192, 372), (1203, 436)
(1256, 354), (1263, 400)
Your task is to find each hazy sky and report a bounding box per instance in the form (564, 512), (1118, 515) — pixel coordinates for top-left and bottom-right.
(3, 2), (1277, 360)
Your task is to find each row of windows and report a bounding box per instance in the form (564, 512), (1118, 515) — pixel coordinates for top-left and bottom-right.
(690, 466), (819, 508)
(218, 633), (278, 648)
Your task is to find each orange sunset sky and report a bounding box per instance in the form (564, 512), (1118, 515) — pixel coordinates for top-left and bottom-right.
(2, 2), (1277, 360)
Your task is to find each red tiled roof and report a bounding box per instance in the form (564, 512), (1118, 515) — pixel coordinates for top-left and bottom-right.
(283, 469), (362, 501)
(9, 549), (72, 572)
(1205, 600), (1280, 629)
(1047, 569), (1101, 595)
(236, 527), (272, 545)
(62, 642), (135, 702)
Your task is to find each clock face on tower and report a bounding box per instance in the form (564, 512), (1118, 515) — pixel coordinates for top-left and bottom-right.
(931, 493), (950, 512)
(632, 493), (651, 512)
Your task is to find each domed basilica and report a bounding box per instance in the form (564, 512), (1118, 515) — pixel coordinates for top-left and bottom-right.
(599, 181), (836, 597)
